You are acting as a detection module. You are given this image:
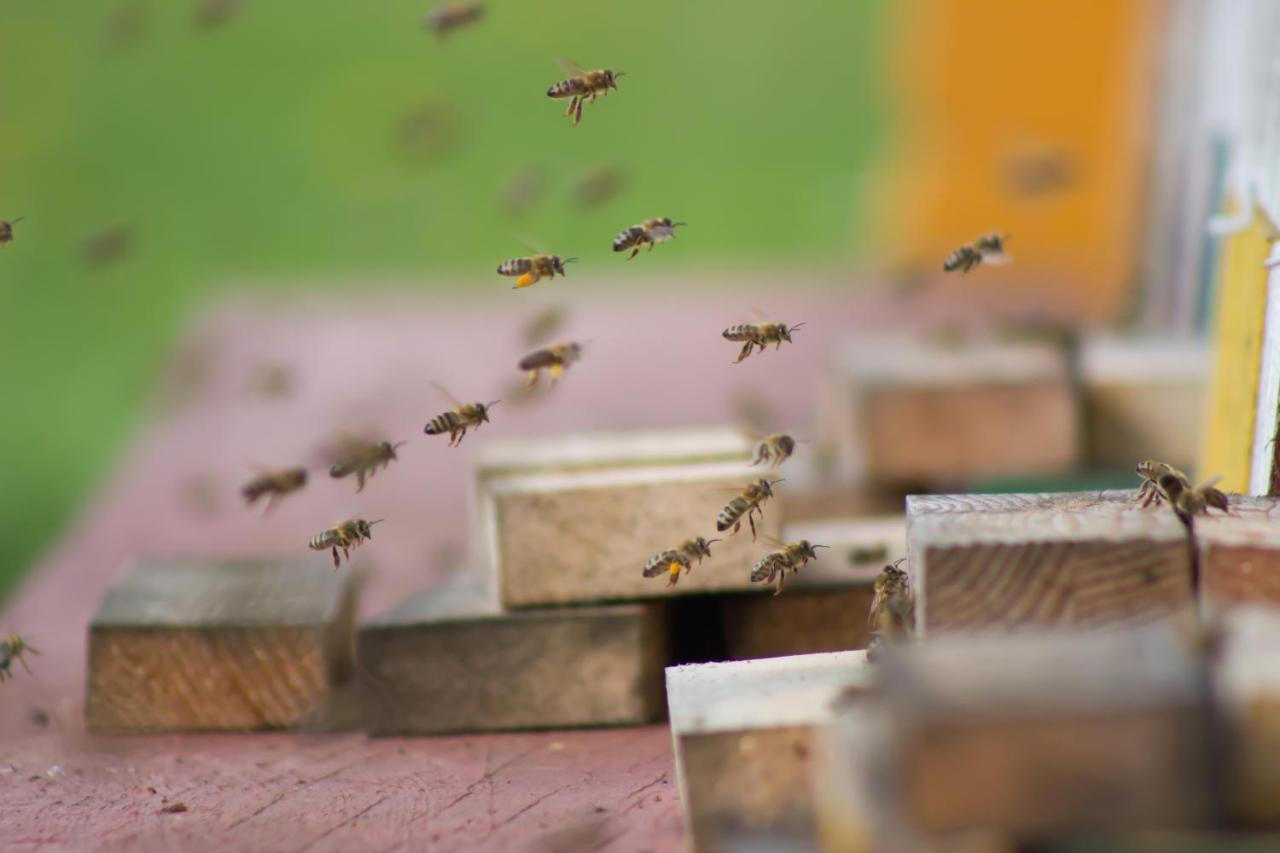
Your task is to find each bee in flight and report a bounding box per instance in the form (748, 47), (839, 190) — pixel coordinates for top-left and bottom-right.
(497, 254), (576, 289)
(643, 536), (719, 588)
(423, 2), (484, 40)
(1157, 471), (1231, 521)
(943, 232), (1011, 274)
(0, 633), (38, 682)
(723, 321), (805, 364)
(424, 382), (499, 446)
(750, 539), (828, 595)
(309, 518), (382, 569)
(547, 60), (624, 125)
(572, 164), (625, 209)
(612, 218), (686, 259)
(717, 478), (782, 541)
(0, 217), (25, 246)
(1135, 460), (1188, 507)
(868, 559), (915, 660)
(522, 304), (568, 347)
(241, 466), (308, 512)
(518, 341), (583, 387)
(751, 433), (796, 469)
(327, 437), (405, 493)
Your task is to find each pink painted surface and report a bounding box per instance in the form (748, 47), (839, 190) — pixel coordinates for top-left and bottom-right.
(0, 281), (1048, 850)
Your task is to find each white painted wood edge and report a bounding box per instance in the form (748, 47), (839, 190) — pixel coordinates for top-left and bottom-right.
(1249, 241), (1280, 495)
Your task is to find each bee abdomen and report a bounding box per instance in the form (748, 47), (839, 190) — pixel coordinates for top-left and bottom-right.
(612, 226), (645, 252)
(309, 531), (336, 551)
(943, 247), (979, 272)
(717, 497), (747, 531)
(643, 549), (684, 578)
(497, 258), (532, 276)
(425, 411), (462, 435)
(518, 349), (560, 371)
(722, 324), (755, 342)
(750, 553), (782, 582)
(547, 79), (586, 98)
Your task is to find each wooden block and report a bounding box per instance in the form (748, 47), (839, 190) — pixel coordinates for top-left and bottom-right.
(86, 560), (355, 733)
(480, 460), (784, 608)
(666, 651), (873, 852)
(358, 578), (665, 734)
(1197, 496), (1280, 611)
(908, 491), (1194, 634)
(1214, 607), (1280, 826)
(1079, 334), (1207, 470)
(720, 517), (905, 660)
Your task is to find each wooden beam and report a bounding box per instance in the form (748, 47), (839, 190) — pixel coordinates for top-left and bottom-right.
(86, 560), (355, 733)
(1198, 496), (1280, 611)
(907, 491), (1193, 634)
(666, 651), (872, 852)
(358, 578), (665, 735)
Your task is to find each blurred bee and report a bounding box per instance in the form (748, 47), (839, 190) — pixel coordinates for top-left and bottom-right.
(247, 362), (295, 399)
(500, 165), (548, 219)
(751, 433), (796, 469)
(518, 341), (582, 387)
(0, 217), (25, 246)
(497, 254), (576, 289)
(193, 0), (239, 30)
(642, 536), (719, 588)
(750, 539), (828, 595)
(722, 321), (806, 364)
(0, 634), (38, 682)
(309, 519), (382, 569)
(943, 232), (1011, 274)
(1158, 471), (1231, 521)
(241, 466), (308, 512)
(328, 437), (405, 493)
(572, 165), (624, 209)
(848, 543), (889, 565)
(105, 1), (148, 50)
(423, 382), (499, 446)
(612, 218), (685, 259)
(522, 304), (567, 347)
(868, 559), (915, 652)
(716, 478), (782, 541)
(396, 99), (458, 163)
(423, 2), (484, 40)
(1135, 460), (1187, 507)
(547, 60), (624, 125)
(82, 224), (133, 269)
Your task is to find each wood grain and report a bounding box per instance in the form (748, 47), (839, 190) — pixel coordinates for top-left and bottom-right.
(1196, 496), (1280, 610)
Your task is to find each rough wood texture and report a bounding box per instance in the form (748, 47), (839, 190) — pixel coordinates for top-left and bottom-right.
(819, 336), (1078, 484)
(484, 462), (783, 608)
(359, 578), (666, 735)
(666, 652), (872, 852)
(1197, 496), (1280, 611)
(1214, 606), (1280, 825)
(86, 560), (355, 733)
(908, 491), (1194, 634)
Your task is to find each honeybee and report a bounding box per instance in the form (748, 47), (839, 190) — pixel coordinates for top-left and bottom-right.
(501, 165), (548, 219)
(1135, 460), (1187, 507)
(716, 478), (782, 541)
(642, 536), (719, 588)
(327, 437), (405, 492)
(0, 634), (38, 683)
(423, 382), (499, 446)
(193, 0), (239, 30)
(1158, 471), (1231, 520)
(572, 164), (624, 209)
(943, 232), (1011, 274)
(547, 60), (625, 125)
(751, 433), (796, 468)
(612, 218), (686, 259)
(722, 321), (806, 364)
(0, 217), (25, 246)
(423, 2), (484, 39)
(81, 224), (133, 269)
(240, 466), (308, 512)
(869, 559), (915, 642)
(518, 341), (583, 387)
(497, 254), (576, 289)
(522, 304), (568, 347)
(309, 519), (382, 569)
(750, 539), (828, 595)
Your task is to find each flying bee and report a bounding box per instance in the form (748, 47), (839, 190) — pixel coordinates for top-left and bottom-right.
(751, 433), (797, 469)
(327, 437), (405, 493)
(423, 382), (499, 446)
(423, 2), (484, 40)
(81, 224), (133, 269)
(497, 254), (576, 289)
(612, 218), (686, 259)
(642, 536), (719, 588)
(1158, 472), (1231, 521)
(518, 341), (583, 387)
(240, 466), (308, 512)
(0, 634), (38, 683)
(943, 232), (1012, 274)
(716, 478), (782, 541)
(722, 321), (806, 364)
(193, 0), (240, 30)
(522, 304), (568, 347)
(750, 539), (828, 595)
(869, 559), (915, 645)
(1135, 460), (1188, 507)
(0, 217), (25, 246)
(309, 518), (382, 569)
(547, 60), (624, 125)
(572, 164), (624, 209)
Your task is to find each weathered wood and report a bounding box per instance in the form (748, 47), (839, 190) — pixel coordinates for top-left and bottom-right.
(358, 577), (666, 734)
(819, 336), (1078, 484)
(666, 651), (872, 852)
(908, 491), (1194, 634)
(1198, 496), (1280, 611)
(86, 560), (355, 733)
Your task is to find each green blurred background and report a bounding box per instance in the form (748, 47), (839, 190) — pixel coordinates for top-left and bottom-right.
(0, 1), (892, 598)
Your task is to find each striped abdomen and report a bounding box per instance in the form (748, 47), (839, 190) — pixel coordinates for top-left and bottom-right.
(717, 496), (751, 531)
(613, 226), (647, 252)
(497, 257), (533, 276)
(943, 246), (981, 273)
(424, 410), (463, 435)
(309, 530), (340, 551)
(722, 324), (759, 343)
(547, 77), (590, 99)
(643, 549), (688, 578)
(518, 348), (562, 371)
(750, 552), (785, 583)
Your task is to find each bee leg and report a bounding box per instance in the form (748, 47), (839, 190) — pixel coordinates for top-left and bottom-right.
(455, 427), (467, 446)
(356, 469), (366, 493)
(331, 546), (340, 568)
(575, 98), (583, 125)
(628, 246), (639, 260)
(774, 573), (785, 596)
(514, 272), (539, 288)
(667, 562), (681, 588)
(735, 342), (754, 363)
(549, 364), (563, 382)
(564, 96), (578, 117)
(733, 521), (742, 535)
(527, 370), (539, 388)
(748, 511), (758, 541)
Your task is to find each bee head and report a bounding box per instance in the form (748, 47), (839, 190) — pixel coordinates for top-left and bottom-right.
(360, 518), (385, 539)
(697, 537), (721, 558)
(382, 440), (406, 460)
(480, 400), (501, 422)
(799, 540), (829, 560)
(555, 256), (577, 275)
(781, 321), (807, 342)
(605, 70), (624, 89)
(775, 434), (796, 456)
(760, 477), (784, 497)
(294, 468), (309, 486)
(1158, 472), (1186, 499)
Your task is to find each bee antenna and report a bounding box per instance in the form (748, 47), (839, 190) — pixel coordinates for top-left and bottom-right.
(562, 257), (579, 264)
(392, 441), (407, 450)
(368, 518), (386, 526)
(707, 538), (722, 545)
(486, 399), (502, 409)
(11, 216), (26, 224)
(770, 478), (786, 486)
(813, 544), (831, 549)
(673, 221), (689, 227)
(789, 322), (807, 332)
(613, 72), (626, 78)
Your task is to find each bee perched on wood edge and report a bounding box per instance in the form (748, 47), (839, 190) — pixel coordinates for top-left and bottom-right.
(518, 341), (583, 387)
(943, 232), (1012, 274)
(497, 254), (576, 289)
(241, 466), (308, 512)
(612, 218), (685, 259)
(750, 539), (828, 595)
(643, 536), (720, 588)
(751, 433), (797, 469)
(423, 2), (484, 40)
(0, 217), (25, 246)
(0, 634), (38, 682)
(867, 559), (915, 661)
(547, 61), (624, 126)
(716, 478), (782, 541)
(327, 438), (405, 493)
(423, 382), (499, 446)
(310, 518), (382, 569)
(723, 321), (805, 364)
(1158, 472), (1231, 521)
(1135, 460), (1188, 507)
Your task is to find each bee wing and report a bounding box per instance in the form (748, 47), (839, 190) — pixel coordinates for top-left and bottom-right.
(758, 532), (787, 548)
(557, 57), (587, 76)
(523, 304), (567, 347)
(1197, 475), (1224, 490)
(430, 381), (463, 408)
(518, 235), (547, 255)
(980, 252), (1014, 265)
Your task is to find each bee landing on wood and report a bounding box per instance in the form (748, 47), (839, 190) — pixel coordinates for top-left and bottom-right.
(612, 218), (685, 259)
(867, 559), (915, 661)
(0, 634), (38, 682)
(309, 518), (382, 569)
(423, 383), (498, 446)
(423, 2), (484, 40)
(642, 537), (719, 588)
(1158, 472), (1231, 521)
(0, 217), (25, 246)
(750, 539), (827, 595)
(241, 466), (308, 512)
(722, 321), (805, 364)
(942, 232), (1011, 274)
(518, 341), (582, 387)
(1135, 460), (1187, 507)
(547, 61), (624, 125)
(497, 254), (576, 289)
(716, 478), (782, 541)
(751, 433), (796, 469)
(328, 439), (405, 493)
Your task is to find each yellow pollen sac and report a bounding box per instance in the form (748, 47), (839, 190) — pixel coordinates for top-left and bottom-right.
(515, 272), (538, 288)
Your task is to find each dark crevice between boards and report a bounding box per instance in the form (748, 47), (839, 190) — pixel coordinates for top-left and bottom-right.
(1177, 510), (1202, 595)
(664, 595), (731, 666)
